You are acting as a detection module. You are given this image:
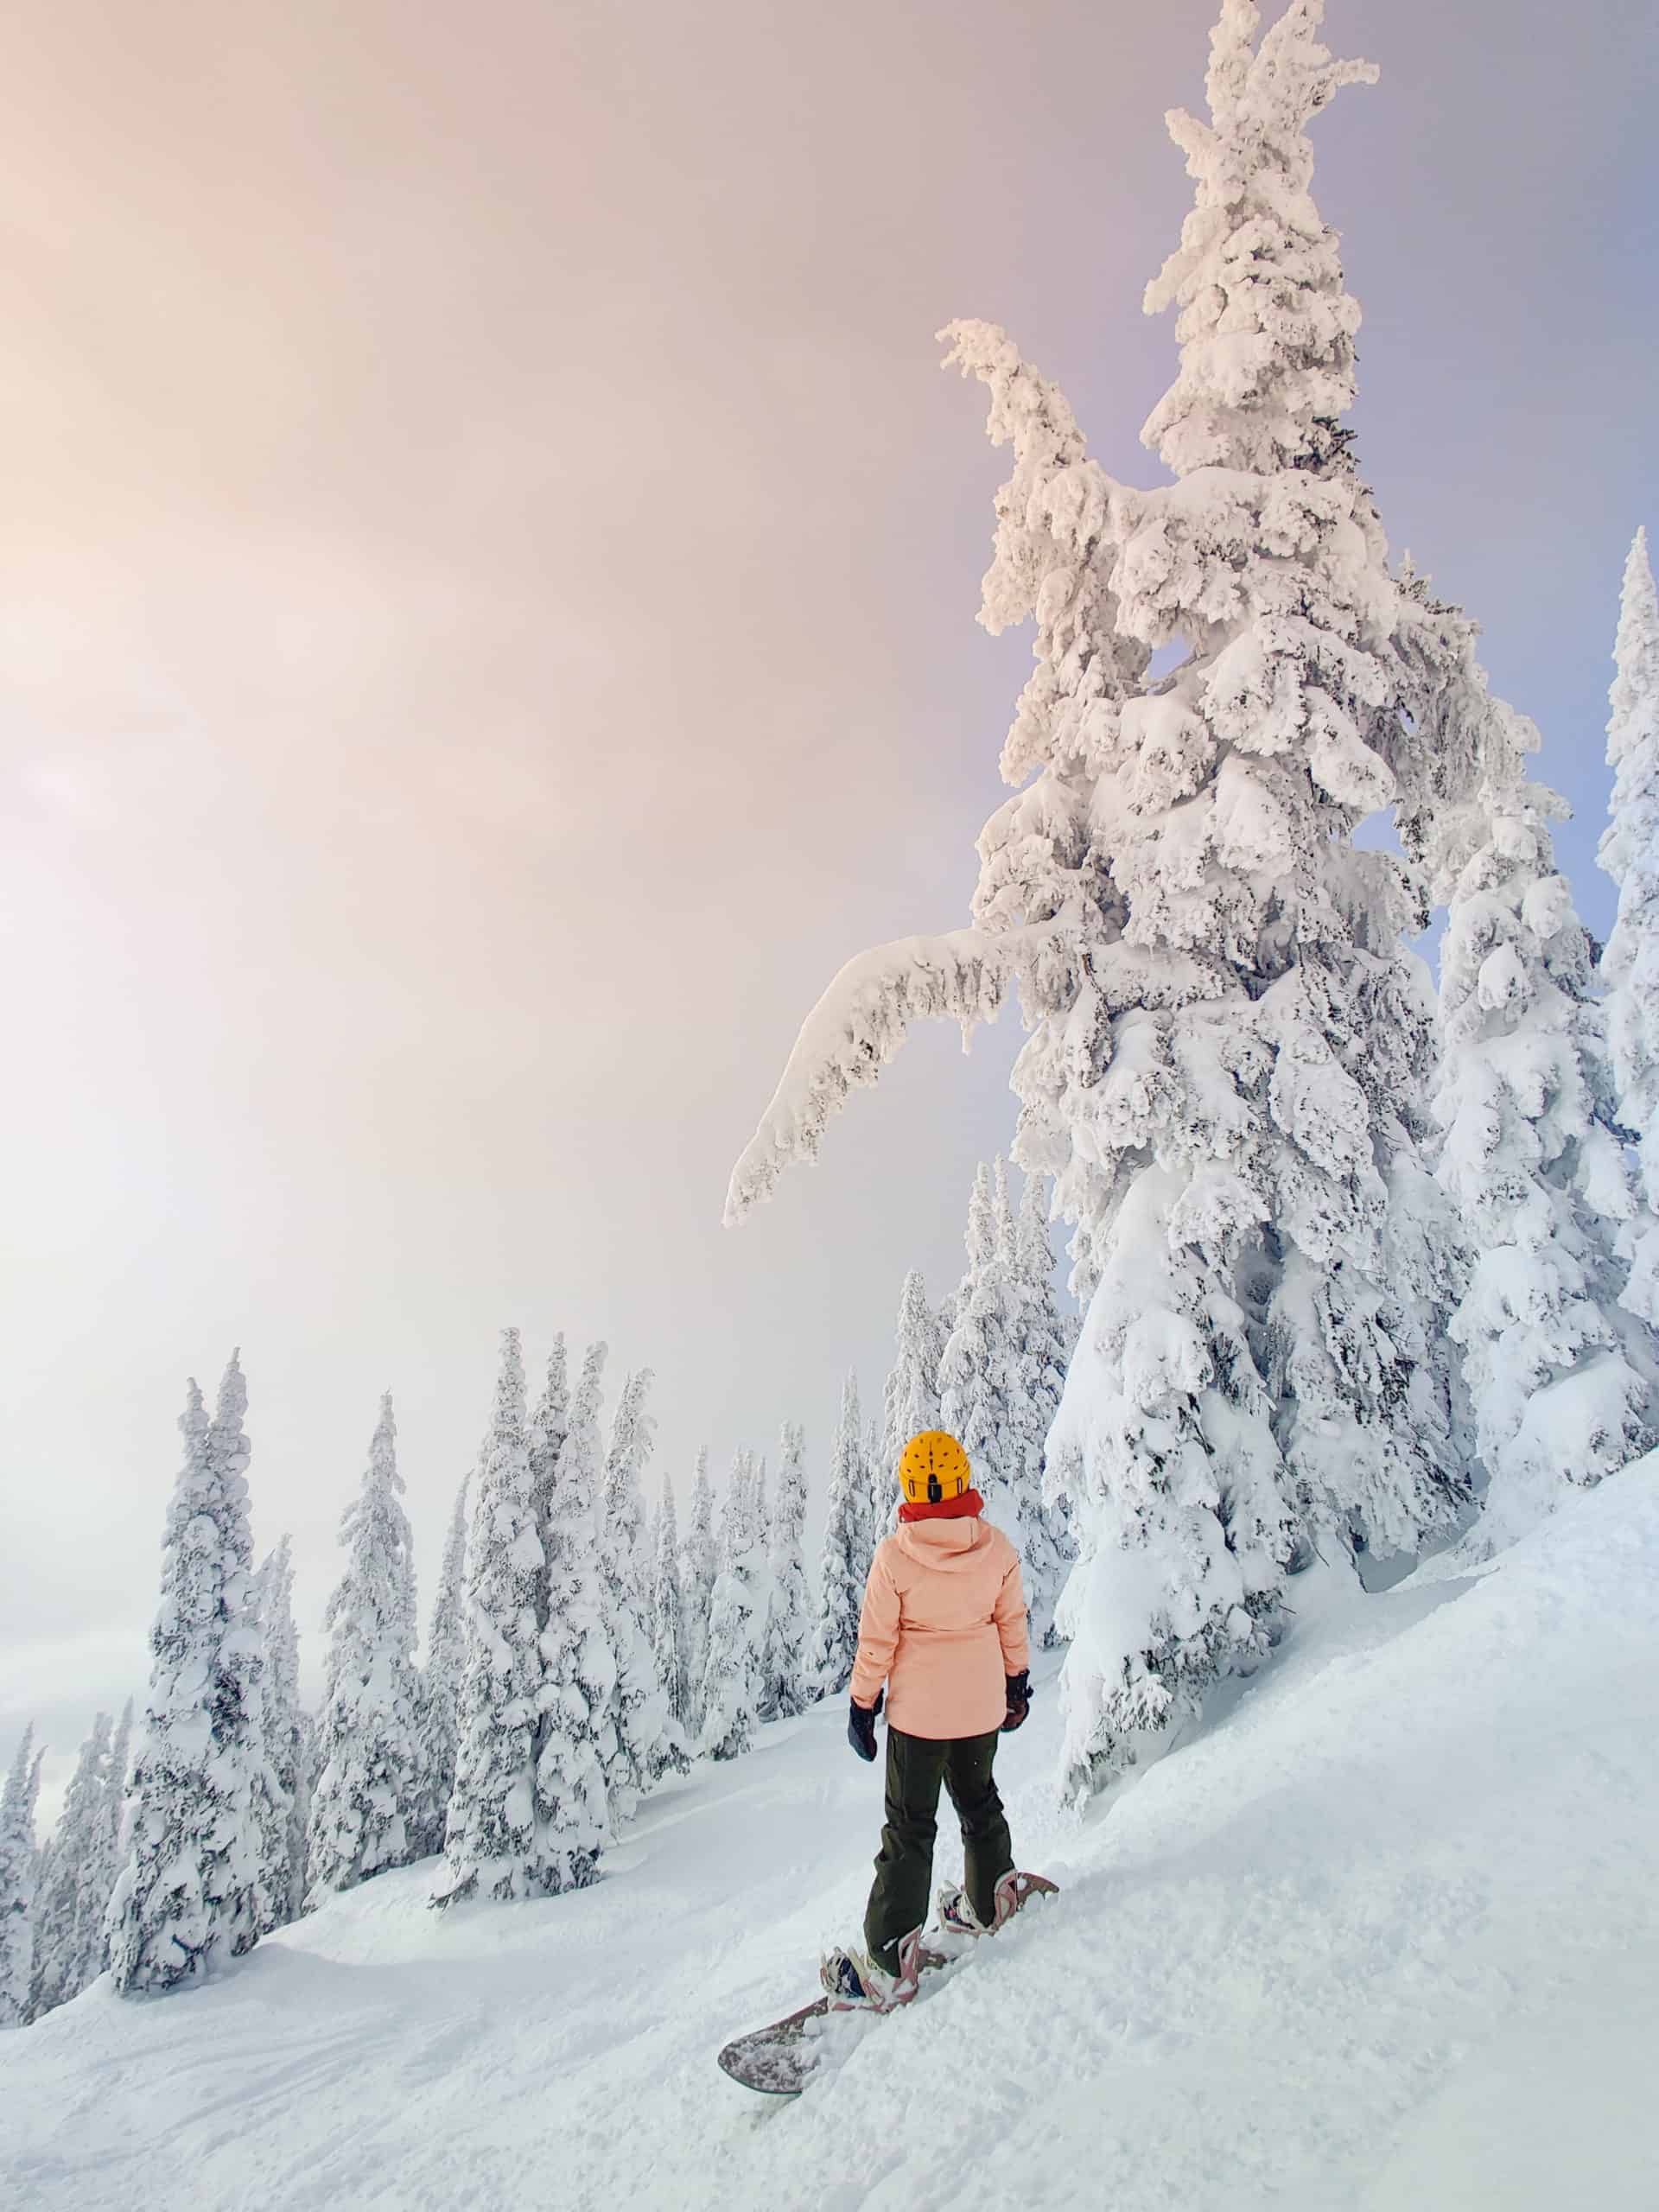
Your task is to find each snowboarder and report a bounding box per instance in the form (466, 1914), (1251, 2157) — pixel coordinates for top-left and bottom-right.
(822, 1430), (1033, 2009)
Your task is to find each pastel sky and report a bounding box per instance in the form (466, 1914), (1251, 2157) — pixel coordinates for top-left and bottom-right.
(4, 0), (1656, 1816)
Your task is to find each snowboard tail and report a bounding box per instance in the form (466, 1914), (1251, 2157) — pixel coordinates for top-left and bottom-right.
(716, 1872), (1058, 2096)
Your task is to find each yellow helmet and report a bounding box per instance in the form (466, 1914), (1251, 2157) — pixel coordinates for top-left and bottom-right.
(898, 1431), (972, 1506)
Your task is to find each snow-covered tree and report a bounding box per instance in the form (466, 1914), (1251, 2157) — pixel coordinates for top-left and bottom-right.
(601, 1370), (655, 1603)
(650, 1471), (692, 1733)
(596, 1369), (677, 1810)
(728, 3), (1471, 1802)
(1401, 588), (1656, 1550)
(862, 1410), (887, 1546)
(249, 1538), (305, 1929)
(531, 1338), (571, 1506)
(699, 1452), (770, 1761)
(29, 1713), (112, 2017)
(1002, 1166), (1076, 1647)
(75, 1699), (132, 1994)
(758, 1423), (811, 1721)
(1599, 526), (1659, 1325)
(681, 1448), (717, 1732)
(109, 1356), (268, 1992)
(877, 1268), (944, 1531)
(306, 1395), (421, 1904)
(939, 1163), (1019, 1509)
(529, 1339), (611, 1892)
(0, 1726), (42, 2029)
(524, 1333), (571, 1678)
(810, 1373), (870, 1695)
(411, 1477), (469, 1859)
(433, 1331), (543, 1907)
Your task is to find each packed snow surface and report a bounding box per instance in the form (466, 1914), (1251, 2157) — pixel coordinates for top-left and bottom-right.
(7, 1461), (1659, 2210)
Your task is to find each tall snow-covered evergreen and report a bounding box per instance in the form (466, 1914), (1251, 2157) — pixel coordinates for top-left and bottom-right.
(306, 1395), (422, 1904)
(682, 1448), (717, 1732)
(810, 1372), (870, 1695)
(411, 1477), (469, 1859)
(249, 1537), (306, 1931)
(1399, 582), (1656, 1549)
(728, 3), (1468, 1802)
(529, 1339), (611, 1892)
(651, 1471), (692, 1734)
(434, 1332), (543, 1906)
(758, 1423), (812, 1720)
(29, 1713), (112, 2018)
(597, 1368), (677, 1810)
(108, 1356), (268, 1992)
(0, 1726), (42, 2029)
(1599, 526), (1659, 1325)
(699, 1452), (769, 1761)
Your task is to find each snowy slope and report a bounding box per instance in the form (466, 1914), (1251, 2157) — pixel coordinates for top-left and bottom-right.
(7, 1461), (1659, 2212)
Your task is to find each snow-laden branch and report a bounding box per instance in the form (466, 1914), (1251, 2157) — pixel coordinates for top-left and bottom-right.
(723, 922), (1075, 1227)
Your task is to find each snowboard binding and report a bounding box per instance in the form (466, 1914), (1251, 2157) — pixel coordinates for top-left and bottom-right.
(818, 1924), (927, 2012)
(938, 1867), (1058, 1938)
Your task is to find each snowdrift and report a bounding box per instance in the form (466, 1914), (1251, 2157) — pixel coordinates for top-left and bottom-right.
(6, 1459), (1659, 2212)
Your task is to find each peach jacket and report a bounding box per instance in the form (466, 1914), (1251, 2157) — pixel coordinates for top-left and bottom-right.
(849, 1516), (1031, 1741)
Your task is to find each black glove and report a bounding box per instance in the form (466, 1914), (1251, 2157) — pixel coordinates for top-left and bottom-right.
(848, 1688), (883, 1762)
(1001, 1669), (1031, 1733)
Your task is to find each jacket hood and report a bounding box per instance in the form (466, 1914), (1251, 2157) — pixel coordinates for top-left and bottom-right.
(893, 1516), (994, 1572)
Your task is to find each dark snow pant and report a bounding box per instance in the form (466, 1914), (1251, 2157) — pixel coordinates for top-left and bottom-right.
(864, 1726), (1013, 1975)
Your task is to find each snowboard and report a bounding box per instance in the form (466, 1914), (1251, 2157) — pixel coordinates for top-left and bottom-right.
(716, 1873), (1058, 2096)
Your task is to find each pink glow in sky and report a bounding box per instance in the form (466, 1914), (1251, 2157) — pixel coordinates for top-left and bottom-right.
(3, 0), (1656, 1812)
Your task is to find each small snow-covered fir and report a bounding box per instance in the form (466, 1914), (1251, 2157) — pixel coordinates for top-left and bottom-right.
(433, 1332), (544, 1907)
(650, 1472), (692, 1736)
(809, 1372), (869, 1697)
(939, 1164), (1017, 1509)
(411, 1478), (469, 1860)
(699, 1452), (771, 1762)
(1001, 1165), (1076, 1648)
(28, 1713), (111, 2018)
(108, 1357), (268, 1992)
(529, 1340), (611, 1892)
(597, 1369), (677, 1809)
(0, 1726), (42, 2029)
(758, 1423), (811, 1722)
(251, 1538), (306, 1930)
(877, 1269), (944, 1531)
(63, 1700), (133, 2005)
(306, 1395), (422, 1904)
(681, 1448), (717, 1737)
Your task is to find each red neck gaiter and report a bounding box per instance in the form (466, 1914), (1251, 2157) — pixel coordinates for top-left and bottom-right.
(898, 1487), (985, 1524)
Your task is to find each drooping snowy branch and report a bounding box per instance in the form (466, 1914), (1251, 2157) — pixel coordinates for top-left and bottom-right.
(724, 922), (1082, 1227)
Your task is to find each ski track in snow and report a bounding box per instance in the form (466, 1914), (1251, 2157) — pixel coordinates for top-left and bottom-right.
(6, 1462), (1659, 2211)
